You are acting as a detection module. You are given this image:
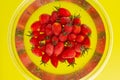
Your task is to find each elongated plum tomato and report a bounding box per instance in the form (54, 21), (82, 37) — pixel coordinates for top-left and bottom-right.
(52, 22), (62, 36)
(58, 8), (71, 17)
(39, 14), (50, 24)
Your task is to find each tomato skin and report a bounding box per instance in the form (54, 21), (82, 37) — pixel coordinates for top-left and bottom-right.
(58, 55), (66, 62)
(52, 36), (59, 45)
(73, 18), (81, 25)
(45, 43), (54, 56)
(40, 14), (50, 24)
(75, 52), (81, 58)
(37, 34), (46, 41)
(61, 48), (76, 59)
(67, 58), (75, 64)
(82, 36), (90, 48)
(32, 31), (40, 37)
(54, 42), (64, 56)
(31, 21), (41, 31)
(52, 22), (62, 36)
(74, 44), (82, 53)
(42, 54), (50, 63)
(58, 8), (71, 17)
(73, 25), (81, 34)
(64, 24), (73, 34)
(59, 32), (68, 42)
(45, 24), (53, 36)
(76, 34), (85, 43)
(32, 47), (42, 57)
(60, 17), (71, 25)
(50, 11), (58, 23)
(68, 33), (77, 41)
(30, 37), (39, 46)
(81, 24), (91, 36)
(51, 55), (59, 68)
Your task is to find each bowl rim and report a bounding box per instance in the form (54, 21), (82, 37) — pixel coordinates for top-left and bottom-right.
(8, 0), (113, 80)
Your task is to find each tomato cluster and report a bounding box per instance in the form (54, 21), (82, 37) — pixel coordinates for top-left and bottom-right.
(29, 7), (91, 68)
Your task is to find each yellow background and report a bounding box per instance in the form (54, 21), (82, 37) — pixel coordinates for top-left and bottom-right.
(0, 0), (120, 80)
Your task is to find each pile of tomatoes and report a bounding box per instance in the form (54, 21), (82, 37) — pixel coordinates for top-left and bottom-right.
(29, 7), (91, 68)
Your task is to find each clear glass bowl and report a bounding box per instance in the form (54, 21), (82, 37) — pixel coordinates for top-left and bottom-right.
(8, 0), (113, 80)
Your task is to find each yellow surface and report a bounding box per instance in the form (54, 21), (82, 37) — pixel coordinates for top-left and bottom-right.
(0, 0), (120, 80)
